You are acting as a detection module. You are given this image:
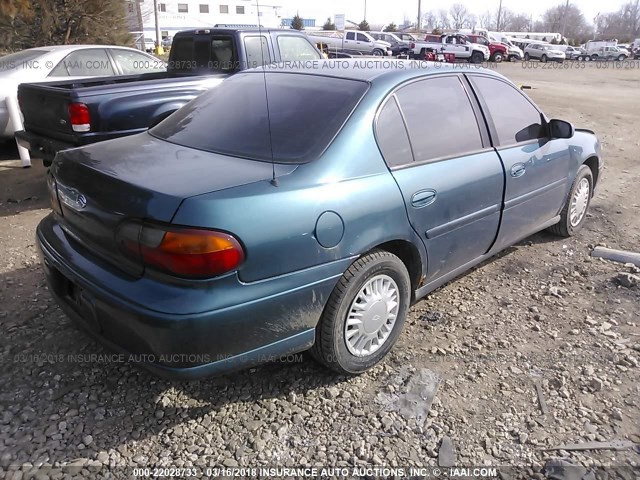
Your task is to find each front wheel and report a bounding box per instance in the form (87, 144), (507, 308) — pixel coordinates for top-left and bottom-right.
(617, 55), (625, 61)
(372, 49), (384, 56)
(491, 52), (504, 62)
(470, 51), (484, 63)
(541, 54), (548, 63)
(548, 165), (593, 237)
(524, 52), (530, 61)
(310, 250), (411, 374)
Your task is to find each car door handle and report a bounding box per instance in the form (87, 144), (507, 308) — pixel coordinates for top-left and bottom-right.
(510, 163), (526, 178)
(411, 189), (437, 208)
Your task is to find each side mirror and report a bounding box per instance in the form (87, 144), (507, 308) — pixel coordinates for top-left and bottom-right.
(549, 119), (574, 139)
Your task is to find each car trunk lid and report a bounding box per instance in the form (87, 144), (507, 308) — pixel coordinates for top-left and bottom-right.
(51, 133), (296, 276)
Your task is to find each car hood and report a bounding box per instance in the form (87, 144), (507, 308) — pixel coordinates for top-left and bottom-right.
(53, 132), (297, 222)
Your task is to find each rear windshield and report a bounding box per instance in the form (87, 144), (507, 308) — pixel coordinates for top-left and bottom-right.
(150, 72), (369, 163)
(0, 50), (46, 71)
(169, 35), (237, 72)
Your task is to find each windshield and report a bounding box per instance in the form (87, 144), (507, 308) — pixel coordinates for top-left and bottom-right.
(0, 49), (47, 72)
(151, 72), (369, 163)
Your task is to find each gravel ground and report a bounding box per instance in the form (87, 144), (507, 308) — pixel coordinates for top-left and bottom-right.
(0, 62), (639, 479)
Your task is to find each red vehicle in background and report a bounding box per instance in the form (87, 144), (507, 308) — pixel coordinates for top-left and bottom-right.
(466, 34), (508, 62)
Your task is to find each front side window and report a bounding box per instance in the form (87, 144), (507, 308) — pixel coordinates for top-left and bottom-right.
(470, 76), (543, 146)
(277, 36), (321, 61)
(357, 33), (369, 42)
(394, 76), (483, 163)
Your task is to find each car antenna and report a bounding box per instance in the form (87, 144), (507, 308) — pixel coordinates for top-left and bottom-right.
(256, 0), (278, 187)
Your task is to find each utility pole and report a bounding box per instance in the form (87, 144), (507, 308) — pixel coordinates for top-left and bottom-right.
(496, 0), (503, 31)
(153, 0), (164, 54)
(560, 0), (570, 38)
(417, 0), (422, 30)
(364, 0), (367, 21)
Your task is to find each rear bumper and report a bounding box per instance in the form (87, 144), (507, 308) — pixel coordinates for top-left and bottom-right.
(37, 213), (351, 379)
(15, 130), (75, 162)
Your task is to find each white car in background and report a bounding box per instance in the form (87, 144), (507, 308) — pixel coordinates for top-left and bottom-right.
(0, 45), (165, 140)
(523, 43), (566, 62)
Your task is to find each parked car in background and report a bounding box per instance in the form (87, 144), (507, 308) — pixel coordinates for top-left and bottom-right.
(555, 44), (583, 60)
(306, 30), (392, 56)
(0, 46), (165, 140)
(524, 43), (566, 62)
(410, 33), (490, 62)
(37, 60), (602, 378)
(16, 28), (322, 164)
(577, 46), (628, 61)
(465, 34), (508, 62)
(368, 31), (411, 56)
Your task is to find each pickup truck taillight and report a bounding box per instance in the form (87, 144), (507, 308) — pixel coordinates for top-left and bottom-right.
(410, 42), (415, 49)
(68, 102), (90, 132)
(117, 222), (245, 278)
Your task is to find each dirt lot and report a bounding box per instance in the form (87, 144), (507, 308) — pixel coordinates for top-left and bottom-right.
(0, 62), (639, 479)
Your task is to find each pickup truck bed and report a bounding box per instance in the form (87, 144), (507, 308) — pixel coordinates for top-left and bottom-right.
(17, 28), (322, 164)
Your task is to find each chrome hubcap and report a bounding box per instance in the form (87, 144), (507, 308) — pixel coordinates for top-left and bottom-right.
(570, 178), (590, 227)
(345, 274), (399, 357)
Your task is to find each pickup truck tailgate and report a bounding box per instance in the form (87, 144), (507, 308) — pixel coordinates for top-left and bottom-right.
(20, 82), (76, 138)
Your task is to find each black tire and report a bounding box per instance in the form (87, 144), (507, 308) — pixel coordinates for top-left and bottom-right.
(491, 52), (504, 62)
(617, 55), (625, 61)
(43, 159), (52, 167)
(548, 165), (594, 237)
(591, 54), (598, 61)
(310, 250), (411, 375)
(524, 52), (530, 61)
(541, 54), (548, 63)
(470, 51), (484, 63)
(372, 49), (384, 56)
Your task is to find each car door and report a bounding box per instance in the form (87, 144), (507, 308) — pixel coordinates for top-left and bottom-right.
(345, 31), (356, 50)
(375, 75), (504, 281)
(468, 74), (571, 249)
(356, 33), (371, 53)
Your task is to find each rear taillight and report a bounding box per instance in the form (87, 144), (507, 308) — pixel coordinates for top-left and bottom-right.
(410, 42), (415, 49)
(68, 102), (90, 132)
(117, 223), (244, 278)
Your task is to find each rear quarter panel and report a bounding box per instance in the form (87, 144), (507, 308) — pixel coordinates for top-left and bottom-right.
(172, 90), (426, 283)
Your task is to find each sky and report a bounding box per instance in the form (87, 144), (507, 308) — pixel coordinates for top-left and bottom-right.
(275, 0), (628, 27)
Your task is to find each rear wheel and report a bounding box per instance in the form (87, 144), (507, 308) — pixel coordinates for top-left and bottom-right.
(524, 52), (530, 61)
(591, 54), (598, 61)
(548, 165), (593, 237)
(310, 250), (410, 374)
(541, 54), (548, 63)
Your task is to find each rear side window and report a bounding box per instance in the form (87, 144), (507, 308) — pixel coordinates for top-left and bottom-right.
(375, 96), (413, 168)
(50, 49), (115, 77)
(151, 73), (368, 163)
(110, 49), (166, 74)
(470, 76), (543, 146)
(0, 50), (46, 72)
(244, 36), (271, 68)
(394, 76), (483, 163)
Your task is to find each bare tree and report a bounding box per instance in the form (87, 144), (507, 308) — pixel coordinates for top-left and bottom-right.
(422, 10), (437, 31)
(478, 10), (494, 29)
(437, 9), (451, 30)
(449, 3), (470, 29)
(503, 13), (531, 31)
(538, 3), (592, 41)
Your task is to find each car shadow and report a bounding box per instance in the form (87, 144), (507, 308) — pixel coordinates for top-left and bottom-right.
(0, 265), (349, 467)
(0, 152), (49, 218)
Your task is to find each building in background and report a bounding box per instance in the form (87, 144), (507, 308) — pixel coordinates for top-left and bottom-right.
(126, 0), (283, 50)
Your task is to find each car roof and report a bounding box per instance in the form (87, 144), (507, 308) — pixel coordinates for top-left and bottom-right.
(175, 28), (284, 36)
(254, 59), (505, 84)
(24, 45), (142, 53)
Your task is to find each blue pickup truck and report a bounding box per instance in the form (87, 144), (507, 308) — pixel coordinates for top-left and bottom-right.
(16, 28), (322, 165)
